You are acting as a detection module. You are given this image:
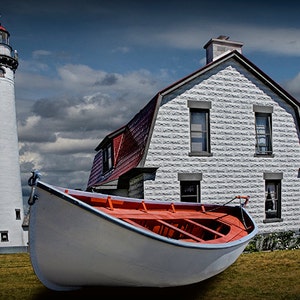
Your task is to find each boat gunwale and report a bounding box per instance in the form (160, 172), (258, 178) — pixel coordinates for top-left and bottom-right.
(34, 180), (258, 250)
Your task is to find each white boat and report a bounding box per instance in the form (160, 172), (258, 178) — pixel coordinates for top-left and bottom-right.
(27, 171), (257, 291)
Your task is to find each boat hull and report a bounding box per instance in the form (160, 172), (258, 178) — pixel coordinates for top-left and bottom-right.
(29, 182), (257, 291)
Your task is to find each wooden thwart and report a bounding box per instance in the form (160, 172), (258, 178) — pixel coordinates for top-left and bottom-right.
(184, 218), (225, 238)
(156, 219), (205, 242)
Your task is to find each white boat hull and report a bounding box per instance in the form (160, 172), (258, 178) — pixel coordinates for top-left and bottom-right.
(29, 181), (257, 291)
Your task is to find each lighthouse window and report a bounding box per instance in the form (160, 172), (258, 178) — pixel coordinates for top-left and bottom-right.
(15, 209), (21, 220)
(0, 31), (8, 44)
(1, 231), (9, 242)
(0, 68), (5, 77)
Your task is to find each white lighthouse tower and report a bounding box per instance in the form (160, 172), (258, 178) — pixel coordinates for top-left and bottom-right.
(0, 23), (26, 253)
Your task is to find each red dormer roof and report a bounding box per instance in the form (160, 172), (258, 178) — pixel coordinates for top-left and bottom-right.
(87, 96), (158, 188)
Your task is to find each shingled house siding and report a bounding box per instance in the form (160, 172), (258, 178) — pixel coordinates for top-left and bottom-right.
(143, 59), (300, 234)
(128, 174), (144, 198)
(87, 151), (102, 187)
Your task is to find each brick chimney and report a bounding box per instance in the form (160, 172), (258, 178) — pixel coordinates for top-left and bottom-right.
(203, 35), (243, 64)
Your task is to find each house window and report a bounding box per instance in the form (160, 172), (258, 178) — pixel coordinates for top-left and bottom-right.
(1, 231), (9, 242)
(102, 143), (113, 173)
(190, 109), (209, 152)
(265, 181), (281, 220)
(188, 100), (211, 156)
(178, 173), (202, 203)
(263, 172), (283, 223)
(15, 209), (21, 220)
(180, 181), (200, 202)
(253, 105), (273, 156)
(255, 113), (272, 155)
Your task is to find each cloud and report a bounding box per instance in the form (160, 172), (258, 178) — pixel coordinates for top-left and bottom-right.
(226, 26), (300, 57)
(127, 22), (300, 57)
(17, 62), (172, 201)
(18, 115), (57, 143)
(285, 72), (300, 100)
(15, 69), (61, 99)
(112, 46), (131, 54)
(37, 137), (96, 154)
(32, 50), (52, 59)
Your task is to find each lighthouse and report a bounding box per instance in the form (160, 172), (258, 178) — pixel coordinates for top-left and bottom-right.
(0, 23), (26, 253)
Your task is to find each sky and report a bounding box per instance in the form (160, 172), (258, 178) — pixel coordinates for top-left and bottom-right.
(1, 0), (300, 205)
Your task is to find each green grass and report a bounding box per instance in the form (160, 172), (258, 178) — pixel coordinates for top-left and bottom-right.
(0, 250), (299, 300)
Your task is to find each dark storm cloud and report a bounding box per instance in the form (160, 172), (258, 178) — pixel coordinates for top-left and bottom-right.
(18, 117), (57, 143)
(94, 74), (118, 86)
(40, 153), (92, 172)
(32, 98), (70, 118)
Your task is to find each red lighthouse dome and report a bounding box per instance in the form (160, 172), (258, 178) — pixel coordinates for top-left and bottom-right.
(0, 23), (8, 32)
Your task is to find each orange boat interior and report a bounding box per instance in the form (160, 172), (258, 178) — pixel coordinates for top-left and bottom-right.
(65, 190), (253, 244)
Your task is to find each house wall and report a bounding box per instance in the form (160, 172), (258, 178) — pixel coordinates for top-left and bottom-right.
(143, 58), (300, 234)
(128, 174), (144, 198)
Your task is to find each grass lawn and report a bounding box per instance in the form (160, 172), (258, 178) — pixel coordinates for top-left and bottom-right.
(0, 250), (299, 300)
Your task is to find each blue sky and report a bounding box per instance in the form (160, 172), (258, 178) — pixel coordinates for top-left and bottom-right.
(1, 1), (300, 201)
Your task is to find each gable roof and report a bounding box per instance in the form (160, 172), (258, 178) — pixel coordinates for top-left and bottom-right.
(87, 50), (300, 189)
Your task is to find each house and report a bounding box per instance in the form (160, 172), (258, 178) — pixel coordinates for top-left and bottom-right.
(87, 36), (300, 235)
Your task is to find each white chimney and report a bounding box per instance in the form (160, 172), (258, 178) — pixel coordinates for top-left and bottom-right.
(203, 35), (243, 64)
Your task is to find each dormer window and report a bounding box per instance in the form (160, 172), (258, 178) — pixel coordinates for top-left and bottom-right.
(102, 142), (113, 173)
(0, 68), (5, 77)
